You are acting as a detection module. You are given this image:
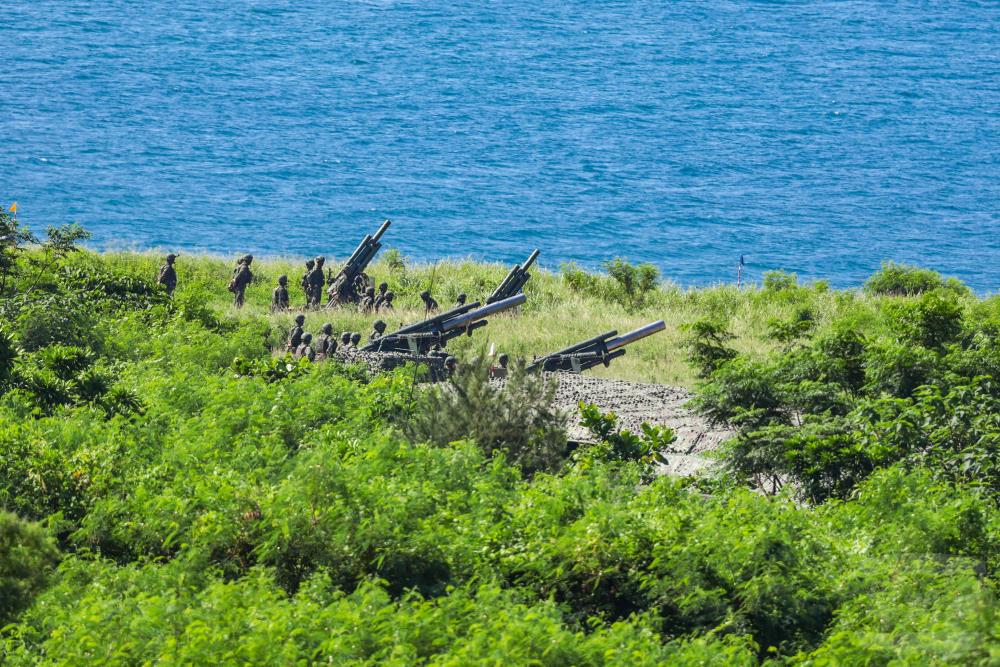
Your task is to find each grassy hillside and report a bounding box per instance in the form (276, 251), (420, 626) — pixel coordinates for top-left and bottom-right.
(95, 249), (942, 386)
(0, 218), (997, 664)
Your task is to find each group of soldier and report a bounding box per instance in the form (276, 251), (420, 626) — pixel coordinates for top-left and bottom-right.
(156, 252), (509, 378)
(283, 313), (389, 362)
(156, 253), (452, 315)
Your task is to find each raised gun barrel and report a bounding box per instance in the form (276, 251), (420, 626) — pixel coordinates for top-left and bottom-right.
(527, 320), (666, 373)
(486, 249), (539, 304)
(606, 320), (666, 351)
(363, 293), (527, 355)
(327, 219), (392, 305)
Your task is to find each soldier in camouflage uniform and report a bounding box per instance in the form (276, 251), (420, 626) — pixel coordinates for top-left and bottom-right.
(380, 292), (395, 312)
(295, 333), (316, 362)
(369, 320), (387, 343)
(316, 323), (337, 357)
(229, 255), (253, 308)
(271, 275), (290, 312)
(157, 253), (178, 296)
(307, 257), (326, 308)
(421, 290), (439, 314)
(300, 259), (314, 306)
(359, 286), (376, 313)
(490, 353), (509, 379)
(287, 314), (306, 352)
(373, 282), (389, 310)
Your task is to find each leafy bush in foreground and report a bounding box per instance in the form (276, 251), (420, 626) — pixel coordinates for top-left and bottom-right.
(0, 512), (59, 625)
(398, 355), (568, 475)
(865, 260), (970, 297)
(0, 237), (996, 664)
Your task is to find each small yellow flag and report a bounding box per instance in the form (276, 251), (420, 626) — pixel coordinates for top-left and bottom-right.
(8, 202), (16, 214)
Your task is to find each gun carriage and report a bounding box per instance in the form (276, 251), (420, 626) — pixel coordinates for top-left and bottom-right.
(486, 249), (539, 304)
(326, 219), (391, 306)
(362, 293), (527, 355)
(527, 320), (666, 373)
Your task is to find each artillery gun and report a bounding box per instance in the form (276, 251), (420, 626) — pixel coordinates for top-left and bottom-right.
(326, 219), (391, 306)
(527, 321), (666, 373)
(486, 249), (539, 304)
(362, 293), (527, 355)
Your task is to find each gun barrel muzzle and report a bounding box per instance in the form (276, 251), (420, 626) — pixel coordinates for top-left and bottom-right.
(606, 320), (666, 352)
(441, 293), (526, 331)
(522, 249), (540, 272)
(373, 219), (391, 242)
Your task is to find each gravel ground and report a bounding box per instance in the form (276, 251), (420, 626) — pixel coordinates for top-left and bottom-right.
(328, 351), (730, 477)
(548, 372), (732, 476)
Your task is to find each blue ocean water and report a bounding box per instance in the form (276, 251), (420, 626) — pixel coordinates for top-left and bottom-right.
(1, 1), (998, 289)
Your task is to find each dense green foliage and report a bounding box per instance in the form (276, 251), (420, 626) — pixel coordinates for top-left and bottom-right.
(0, 215), (996, 664)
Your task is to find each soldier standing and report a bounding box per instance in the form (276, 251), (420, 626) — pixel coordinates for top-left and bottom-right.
(295, 333), (316, 362)
(157, 253), (178, 296)
(307, 257), (326, 308)
(271, 275), (290, 312)
(359, 287), (376, 313)
(380, 292), (395, 312)
(287, 314), (305, 352)
(369, 320), (387, 343)
(373, 282), (389, 310)
(300, 259), (315, 306)
(420, 290), (439, 314)
(229, 255), (253, 308)
(316, 323), (337, 357)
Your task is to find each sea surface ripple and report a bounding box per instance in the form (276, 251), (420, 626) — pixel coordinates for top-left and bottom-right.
(1, 1), (998, 289)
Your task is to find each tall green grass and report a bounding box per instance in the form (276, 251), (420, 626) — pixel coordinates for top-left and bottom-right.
(83, 251), (936, 386)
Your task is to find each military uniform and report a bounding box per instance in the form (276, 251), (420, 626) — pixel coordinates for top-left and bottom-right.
(157, 254), (178, 296)
(230, 256), (253, 308)
(271, 276), (290, 312)
(307, 257), (326, 308)
(421, 291), (439, 314)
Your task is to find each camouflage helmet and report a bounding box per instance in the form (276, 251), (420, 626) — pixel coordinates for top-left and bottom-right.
(384, 291), (395, 301)
(498, 353), (509, 367)
(350, 332), (362, 345)
(420, 290), (431, 300)
(302, 333), (312, 344)
(243, 254), (254, 265)
(294, 314), (305, 324)
(166, 253), (177, 262)
(305, 259), (315, 269)
(314, 256), (325, 265)
(321, 323), (333, 334)
(378, 282), (388, 291)
(278, 274), (288, 284)
(373, 319), (387, 332)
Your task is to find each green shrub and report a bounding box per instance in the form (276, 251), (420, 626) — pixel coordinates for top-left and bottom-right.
(763, 270), (798, 292)
(864, 261), (969, 297)
(0, 511), (60, 624)
(11, 296), (105, 353)
(577, 402), (675, 476)
(398, 356), (568, 475)
(682, 318), (737, 378)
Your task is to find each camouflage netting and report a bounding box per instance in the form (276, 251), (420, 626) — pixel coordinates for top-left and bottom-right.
(335, 349), (448, 379)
